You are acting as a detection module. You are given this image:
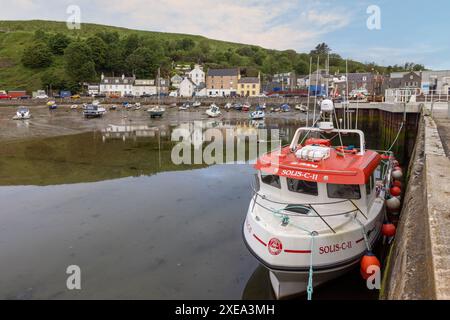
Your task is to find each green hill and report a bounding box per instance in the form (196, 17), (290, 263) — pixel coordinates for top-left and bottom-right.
(0, 20), (413, 93)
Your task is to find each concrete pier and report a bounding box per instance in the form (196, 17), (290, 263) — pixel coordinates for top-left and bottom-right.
(382, 103), (450, 300)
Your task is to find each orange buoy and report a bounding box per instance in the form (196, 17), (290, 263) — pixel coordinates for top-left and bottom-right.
(393, 180), (402, 188)
(360, 252), (381, 280)
(390, 186), (402, 197)
(382, 223), (396, 237)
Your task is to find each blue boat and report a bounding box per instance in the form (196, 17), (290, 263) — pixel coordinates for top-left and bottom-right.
(280, 104), (291, 112)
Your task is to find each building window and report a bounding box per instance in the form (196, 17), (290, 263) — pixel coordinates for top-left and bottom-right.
(252, 84), (256, 89)
(252, 91), (256, 95)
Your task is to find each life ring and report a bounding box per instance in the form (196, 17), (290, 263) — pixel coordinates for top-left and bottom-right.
(336, 146), (358, 155)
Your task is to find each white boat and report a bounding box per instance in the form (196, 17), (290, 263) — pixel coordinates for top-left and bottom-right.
(70, 105), (78, 110)
(295, 104), (308, 112)
(224, 102), (233, 110)
(179, 102), (190, 111)
(83, 104), (107, 118)
(13, 107), (31, 120)
(206, 104), (221, 118)
(250, 110), (265, 120)
(147, 105), (166, 118)
(192, 101), (201, 108)
(243, 99), (396, 299)
(92, 100), (100, 106)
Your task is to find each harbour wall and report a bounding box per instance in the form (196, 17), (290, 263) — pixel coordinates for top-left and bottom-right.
(381, 107), (450, 300)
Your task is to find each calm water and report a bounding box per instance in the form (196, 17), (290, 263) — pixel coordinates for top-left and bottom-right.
(0, 114), (416, 300)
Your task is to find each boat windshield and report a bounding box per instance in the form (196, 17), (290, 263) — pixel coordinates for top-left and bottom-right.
(287, 179), (318, 196)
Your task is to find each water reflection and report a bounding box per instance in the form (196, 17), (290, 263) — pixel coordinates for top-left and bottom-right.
(0, 114), (417, 300)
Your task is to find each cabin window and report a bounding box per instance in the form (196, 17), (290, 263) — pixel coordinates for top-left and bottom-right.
(287, 179), (318, 196)
(261, 173), (281, 189)
(327, 184), (361, 200)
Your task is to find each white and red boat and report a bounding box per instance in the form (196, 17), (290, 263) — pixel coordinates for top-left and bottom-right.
(243, 99), (397, 299)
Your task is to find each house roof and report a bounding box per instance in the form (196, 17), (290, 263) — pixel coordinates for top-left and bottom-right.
(238, 77), (260, 84)
(101, 76), (135, 85)
(181, 77), (197, 86)
(207, 68), (239, 77)
(134, 79), (155, 86)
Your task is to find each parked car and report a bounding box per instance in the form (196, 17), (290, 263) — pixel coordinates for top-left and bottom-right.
(35, 94), (49, 99)
(140, 94), (152, 98)
(124, 94), (135, 98)
(19, 95), (30, 100)
(71, 94), (81, 99)
(0, 93), (12, 99)
(109, 94), (120, 99)
(94, 94), (106, 98)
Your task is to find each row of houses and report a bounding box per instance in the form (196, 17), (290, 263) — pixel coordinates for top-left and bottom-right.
(267, 70), (450, 96)
(87, 63), (450, 98)
(89, 64), (262, 98)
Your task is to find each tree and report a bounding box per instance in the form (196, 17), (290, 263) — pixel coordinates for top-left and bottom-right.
(123, 34), (141, 56)
(293, 59), (309, 75)
(86, 36), (107, 70)
(310, 43), (331, 61)
(126, 47), (164, 78)
(22, 42), (53, 69)
(48, 33), (71, 55)
(41, 70), (68, 91)
(65, 42), (97, 83)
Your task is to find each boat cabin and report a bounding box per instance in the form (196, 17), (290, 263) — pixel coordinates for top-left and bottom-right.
(254, 139), (382, 214)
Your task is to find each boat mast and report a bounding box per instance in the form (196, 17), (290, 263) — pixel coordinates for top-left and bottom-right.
(306, 57), (312, 127)
(157, 67), (161, 107)
(313, 56), (319, 125)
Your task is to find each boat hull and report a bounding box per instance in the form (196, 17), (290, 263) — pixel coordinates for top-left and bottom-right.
(269, 257), (360, 299)
(242, 196), (384, 299)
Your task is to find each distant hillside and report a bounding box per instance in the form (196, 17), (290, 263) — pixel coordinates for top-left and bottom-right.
(0, 20), (415, 92)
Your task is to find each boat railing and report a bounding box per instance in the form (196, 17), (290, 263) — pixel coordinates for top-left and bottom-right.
(249, 183), (367, 234)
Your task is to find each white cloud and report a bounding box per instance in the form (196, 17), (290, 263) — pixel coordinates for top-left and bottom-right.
(0, 0), (353, 52)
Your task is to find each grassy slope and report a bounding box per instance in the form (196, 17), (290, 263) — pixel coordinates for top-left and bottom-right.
(0, 20), (256, 91)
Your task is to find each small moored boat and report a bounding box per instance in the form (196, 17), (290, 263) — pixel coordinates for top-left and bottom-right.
(250, 110), (265, 120)
(206, 104), (221, 118)
(13, 107), (31, 120)
(147, 105), (166, 118)
(192, 101), (201, 108)
(83, 104), (106, 118)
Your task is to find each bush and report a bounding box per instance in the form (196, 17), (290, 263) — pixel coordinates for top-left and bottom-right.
(22, 42), (53, 69)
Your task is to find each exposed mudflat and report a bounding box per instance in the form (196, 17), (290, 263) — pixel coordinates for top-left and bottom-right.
(0, 105), (306, 142)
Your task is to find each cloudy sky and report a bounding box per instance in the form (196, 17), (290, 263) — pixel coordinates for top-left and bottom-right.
(1, 0), (449, 69)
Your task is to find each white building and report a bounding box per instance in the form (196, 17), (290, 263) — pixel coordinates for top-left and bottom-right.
(188, 64), (205, 87)
(171, 74), (183, 89)
(179, 77), (197, 97)
(87, 84), (100, 96)
(133, 79), (157, 97)
(100, 74), (135, 97)
(421, 70), (450, 95)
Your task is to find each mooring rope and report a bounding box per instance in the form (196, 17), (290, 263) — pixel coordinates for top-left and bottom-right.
(386, 122), (404, 153)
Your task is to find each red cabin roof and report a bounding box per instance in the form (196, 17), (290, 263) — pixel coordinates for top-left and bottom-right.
(254, 145), (381, 185)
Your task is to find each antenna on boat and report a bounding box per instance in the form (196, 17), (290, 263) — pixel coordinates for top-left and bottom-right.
(306, 57), (312, 127)
(313, 57), (320, 125)
(345, 59), (349, 129)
